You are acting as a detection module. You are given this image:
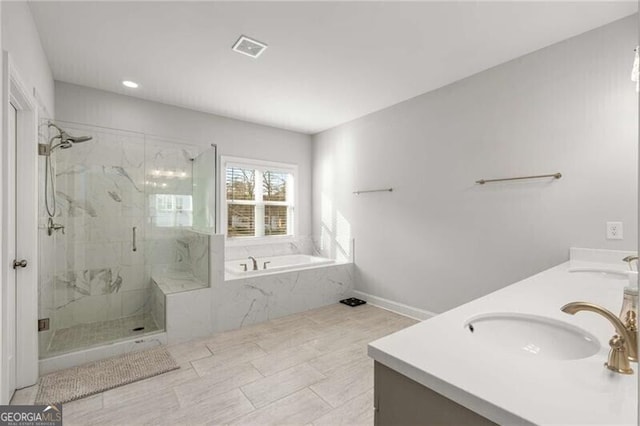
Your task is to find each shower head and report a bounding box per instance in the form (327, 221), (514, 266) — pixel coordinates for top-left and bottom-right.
(47, 122), (93, 151)
(61, 131), (92, 144)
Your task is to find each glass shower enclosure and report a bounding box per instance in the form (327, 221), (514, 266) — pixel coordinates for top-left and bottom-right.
(38, 121), (215, 359)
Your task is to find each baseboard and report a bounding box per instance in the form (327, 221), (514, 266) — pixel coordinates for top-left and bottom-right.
(352, 291), (437, 321)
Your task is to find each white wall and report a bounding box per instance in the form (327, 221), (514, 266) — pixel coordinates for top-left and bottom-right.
(54, 82), (313, 237)
(1, 2), (54, 116)
(0, 1), (5, 404)
(312, 15), (639, 314)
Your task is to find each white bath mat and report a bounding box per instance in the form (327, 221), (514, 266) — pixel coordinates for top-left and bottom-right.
(35, 347), (179, 405)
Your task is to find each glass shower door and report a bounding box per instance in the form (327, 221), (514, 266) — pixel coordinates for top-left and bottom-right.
(38, 123), (160, 359)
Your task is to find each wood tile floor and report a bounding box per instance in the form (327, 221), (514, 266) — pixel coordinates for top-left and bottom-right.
(12, 304), (418, 425)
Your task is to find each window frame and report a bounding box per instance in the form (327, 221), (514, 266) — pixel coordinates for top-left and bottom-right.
(221, 156), (298, 244)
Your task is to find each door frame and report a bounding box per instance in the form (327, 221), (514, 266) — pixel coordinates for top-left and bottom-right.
(1, 52), (39, 402)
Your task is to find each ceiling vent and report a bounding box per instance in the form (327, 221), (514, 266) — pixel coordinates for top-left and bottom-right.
(232, 35), (268, 58)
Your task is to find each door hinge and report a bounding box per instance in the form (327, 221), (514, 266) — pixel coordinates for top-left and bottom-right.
(38, 318), (50, 332)
(38, 143), (51, 156)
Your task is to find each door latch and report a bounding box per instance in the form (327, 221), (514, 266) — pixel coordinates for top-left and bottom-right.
(13, 259), (27, 269)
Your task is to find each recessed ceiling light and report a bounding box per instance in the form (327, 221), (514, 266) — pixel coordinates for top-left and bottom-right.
(122, 80), (139, 88)
(232, 35), (268, 59)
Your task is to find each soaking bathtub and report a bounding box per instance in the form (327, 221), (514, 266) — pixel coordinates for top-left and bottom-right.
(225, 254), (335, 280)
(216, 252), (353, 331)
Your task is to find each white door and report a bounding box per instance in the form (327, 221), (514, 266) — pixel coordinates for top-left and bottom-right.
(5, 56), (40, 394)
(2, 102), (18, 402)
(2, 57), (39, 403)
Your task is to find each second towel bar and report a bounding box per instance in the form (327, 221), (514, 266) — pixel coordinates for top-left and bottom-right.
(353, 188), (393, 195)
(476, 172), (562, 185)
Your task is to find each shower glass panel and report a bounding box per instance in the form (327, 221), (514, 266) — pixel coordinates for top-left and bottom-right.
(192, 146), (217, 233)
(37, 122), (215, 359)
(146, 138), (213, 295)
(38, 123), (154, 359)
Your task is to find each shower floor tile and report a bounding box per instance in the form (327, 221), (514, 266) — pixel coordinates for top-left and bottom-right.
(42, 314), (162, 358)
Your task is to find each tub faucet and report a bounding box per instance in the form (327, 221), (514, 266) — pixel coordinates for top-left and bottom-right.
(248, 256), (258, 271)
(561, 301), (638, 374)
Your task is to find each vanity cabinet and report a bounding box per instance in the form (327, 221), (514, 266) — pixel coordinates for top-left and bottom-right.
(373, 362), (497, 426)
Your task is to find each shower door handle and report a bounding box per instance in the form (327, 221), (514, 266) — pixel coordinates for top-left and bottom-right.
(132, 227), (137, 252)
(13, 259), (28, 269)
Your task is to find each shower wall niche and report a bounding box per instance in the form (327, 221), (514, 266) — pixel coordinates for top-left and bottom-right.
(38, 122), (215, 359)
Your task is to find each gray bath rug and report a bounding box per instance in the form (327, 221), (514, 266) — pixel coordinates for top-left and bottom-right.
(35, 347), (179, 405)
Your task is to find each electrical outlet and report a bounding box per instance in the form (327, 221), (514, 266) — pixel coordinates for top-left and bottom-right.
(607, 222), (623, 240)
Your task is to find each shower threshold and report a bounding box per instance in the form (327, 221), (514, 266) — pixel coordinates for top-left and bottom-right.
(41, 313), (162, 359)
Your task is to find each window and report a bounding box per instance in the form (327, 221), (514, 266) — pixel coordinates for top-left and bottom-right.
(152, 194), (193, 227)
(223, 157), (296, 239)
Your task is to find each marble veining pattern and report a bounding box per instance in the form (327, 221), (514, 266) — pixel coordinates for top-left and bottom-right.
(38, 122), (213, 359)
(213, 261), (354, 333)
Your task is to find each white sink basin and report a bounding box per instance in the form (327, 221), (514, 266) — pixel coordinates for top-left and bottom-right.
(464, 313), (600, 360)
(568, 267), (628, 279)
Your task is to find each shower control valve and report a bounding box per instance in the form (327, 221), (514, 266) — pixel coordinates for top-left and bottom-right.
(46, 217), (65, 236)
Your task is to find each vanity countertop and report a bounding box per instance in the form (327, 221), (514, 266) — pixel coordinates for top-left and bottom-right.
(368, 248), (638, 425)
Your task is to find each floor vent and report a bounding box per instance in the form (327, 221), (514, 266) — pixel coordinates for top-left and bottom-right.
(340, 298), (367, 307)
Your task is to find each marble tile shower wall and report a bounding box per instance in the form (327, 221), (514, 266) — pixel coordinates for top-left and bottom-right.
(51, 126), (148, 330)
(181, 231), (210, 283)
(150, 229), (210, 285)
(38, 124), (206, 340)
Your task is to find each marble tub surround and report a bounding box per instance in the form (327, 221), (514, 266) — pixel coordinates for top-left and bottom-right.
(368, 248), (638, 425)
(213, 262), (354, 333)
(214, 236), (354, 333)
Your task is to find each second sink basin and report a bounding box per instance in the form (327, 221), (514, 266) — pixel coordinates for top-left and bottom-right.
(568, 267), (628, 279)
(464, 313), (600, 361)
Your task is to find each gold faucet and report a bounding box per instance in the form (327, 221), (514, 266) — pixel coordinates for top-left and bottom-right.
(622, 255), (639, 271)
(619, 288), (638, 350)
(561, 302), (637, 374)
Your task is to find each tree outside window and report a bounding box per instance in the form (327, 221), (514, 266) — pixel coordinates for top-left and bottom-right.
(225, 160), (295, 238)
